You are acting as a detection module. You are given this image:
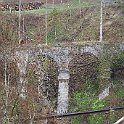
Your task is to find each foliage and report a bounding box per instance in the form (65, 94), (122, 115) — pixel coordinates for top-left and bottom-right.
(27, 69), (36, 85)
(112, 79), (124, 97)
(46, 9), (70, 44)
(98, 45), (112, 89)
(72, 91), (106, 124)
(111, 51), (124, 69)
(85, 79), (99, 94)
(108, 109), (116, 123)
(0, 12), (18, 50)
(19, 0), (100, 15)
(113, 84), (124, 98)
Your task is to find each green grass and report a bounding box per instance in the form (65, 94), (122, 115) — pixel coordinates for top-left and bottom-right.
(18, 0), (100, 15)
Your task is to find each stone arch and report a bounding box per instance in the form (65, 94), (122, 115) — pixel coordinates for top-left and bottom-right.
(80, 46), (100, 57)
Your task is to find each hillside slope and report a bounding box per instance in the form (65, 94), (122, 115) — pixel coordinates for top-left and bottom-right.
(0, 3), (124, 48)
(23, 4), (124, 43)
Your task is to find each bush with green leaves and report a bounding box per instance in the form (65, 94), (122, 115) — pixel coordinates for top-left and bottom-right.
(72, 91), (106, 124)
(111, 51), (124, 69)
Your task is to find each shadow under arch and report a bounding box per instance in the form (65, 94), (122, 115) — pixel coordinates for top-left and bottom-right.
(27, 54), (59, 105)
(69, 52), (99, 93)
(45, 56), (59, 103)
(20, 54), (59, 124)
(110, 51), (124, 80)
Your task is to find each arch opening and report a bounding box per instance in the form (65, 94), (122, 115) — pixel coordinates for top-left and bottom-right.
(69, 52), (99, 93)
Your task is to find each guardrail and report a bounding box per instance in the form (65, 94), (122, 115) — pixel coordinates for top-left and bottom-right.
(20, 106), (124, 122)
(114, 116), (124, 124)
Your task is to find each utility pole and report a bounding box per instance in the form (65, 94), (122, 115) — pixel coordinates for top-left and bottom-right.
(52, 0), (55, 8)
(100, 0), (103, 42)
(79, 0), (81, 18)
(79, 0), (82, 30)
(19, 0), (21, 44)
(45, 0), (48, 45)
(22, 17), (25, 37)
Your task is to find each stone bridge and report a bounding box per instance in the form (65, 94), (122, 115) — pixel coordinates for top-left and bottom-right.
(1, 42), (124, 115)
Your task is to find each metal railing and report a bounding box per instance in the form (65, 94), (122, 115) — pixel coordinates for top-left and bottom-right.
(20, 106), (124, 122)
(114, 116), (124, 124)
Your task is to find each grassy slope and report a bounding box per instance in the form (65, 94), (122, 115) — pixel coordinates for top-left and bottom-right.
(1, 0), (124, 44)
(22, 4), (124, 43)
(14, 0), (123, 43)
(75, 5), (124, 42)
(20, 0), (100, 14)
